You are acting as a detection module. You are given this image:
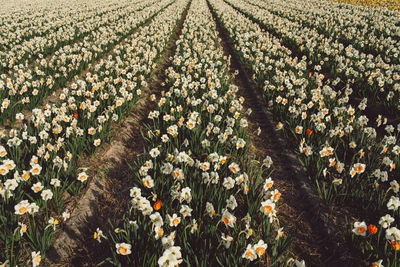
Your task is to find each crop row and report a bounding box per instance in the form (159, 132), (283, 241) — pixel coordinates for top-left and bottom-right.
(253, 0), (400, 62)
(0, 0), (133, 54)
(225, 0), (400, 114)
(0, 0), (181, 265)
(97, 0), (302, 266)
(328, 0), (400, 11)
(210, 0), (400, 265)
(0, 0), (163, 126)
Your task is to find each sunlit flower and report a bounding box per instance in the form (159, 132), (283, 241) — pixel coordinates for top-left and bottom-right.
(116, 243), (132, 255)
(30, 164), (42, 176)
(242, 244), (257, 261)
(254, 240), (267, 257)
(167, 213), (181, 227)
(41, 189), (53, 201)
(32, 251), (41, 267)
(221, 210), (236, 228)
(77, 172), (88, 183)
(31, 182), (43, 193)
(352, 221), (367, 236)
(260, 199), (275, 215)
(371, 259), (384, 267)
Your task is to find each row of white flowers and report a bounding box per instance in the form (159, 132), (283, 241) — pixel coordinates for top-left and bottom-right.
(323, 0), (400, 12)
(0, 0), (162, 125)
(99, 0), (299, 266)
(210, 0), (399, 265)
(250, 0), (400, 63)
(0, 0), (180, 265)
(225, 0), (400, 113)
(0, 0), (144, 69)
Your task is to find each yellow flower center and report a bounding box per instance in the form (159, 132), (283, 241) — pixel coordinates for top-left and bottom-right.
(263, 205), (272, 213)
(34, 255), (41, 263)
(357, 227), (366, 234)
(223, 216), (230, 225)
(119, 247), (128, 255)
(19, 207), (27, 214)
(256, 247), (265, 256)
(158, 228), (164, 237)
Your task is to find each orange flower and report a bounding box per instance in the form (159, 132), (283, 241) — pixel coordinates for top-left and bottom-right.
(73, 113), (78, 118)
(391, 241), (400, 250)
(306, 129), (313, 136)
(368, 224), (377, 234)
(153, 201), (162, 211)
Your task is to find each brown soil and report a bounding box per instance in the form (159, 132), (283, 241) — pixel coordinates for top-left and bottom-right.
(207, 1), (366, 266)
(44, 2), (191, 266)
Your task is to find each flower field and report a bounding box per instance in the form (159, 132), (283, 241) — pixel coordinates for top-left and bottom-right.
(0, 0), (399, 266)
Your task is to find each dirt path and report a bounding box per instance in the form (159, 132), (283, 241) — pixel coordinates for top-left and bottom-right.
(45, 2), (191, 266)
(207, 1), (364, 266)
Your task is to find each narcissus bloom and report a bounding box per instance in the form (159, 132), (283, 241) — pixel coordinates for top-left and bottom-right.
(221, 233), (233, 248)
(77, 172), (88, 182)
(379, 214), (394, 228)
(17, 222), (27, 237)
(30, 164), (42, 176)
(221, 210), (236, 228)
(242, 244), (257, 261)
(93, 139), (101, 147)
(31, 182), (43, 193)
(32, 251), (41, 267)
(254, 240), (267, 257)
(142, 176), (154, 188)
(372, 260), (384, 267)
(385, 227), (400, 241)
(228, 162), (240, 173)
(352, 221), (367, 236)
(260, 199), (275, 215)
(116, 243), (132, 255)
(14, 200), (30, 215)
(167, 213), (181, 227)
